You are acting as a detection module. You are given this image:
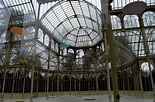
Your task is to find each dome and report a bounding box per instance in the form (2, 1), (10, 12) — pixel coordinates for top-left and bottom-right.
(40, 1), (103, 48)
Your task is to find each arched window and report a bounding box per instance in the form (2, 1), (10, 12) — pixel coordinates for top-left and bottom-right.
(55, 43), (59, 53)
(44, 34), (49, 46)
(141, 62), (153, 91)
(111, 15), (121, 29)
(80, 75), (89, 91)
(124, 15), (139, 28)
(98, 73), (107, 90)
(51, 39), (55, 50)
(142, 11), (155, 26)
(38, 29), (44, 43)
(63, 75), (70, 91)
(141, 62), (153, 77)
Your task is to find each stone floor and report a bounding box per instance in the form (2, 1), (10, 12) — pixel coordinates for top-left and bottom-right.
(1, 95), (153, 102)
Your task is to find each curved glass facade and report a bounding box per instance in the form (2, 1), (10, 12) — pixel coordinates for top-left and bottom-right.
(0, 0), (154, 101)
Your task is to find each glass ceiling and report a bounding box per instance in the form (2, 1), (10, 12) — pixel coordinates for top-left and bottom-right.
(40, 1), (103, 47)
(1, 0), (36, 26)
(1, 0), (154, 48)
(0, 0), (154, 69)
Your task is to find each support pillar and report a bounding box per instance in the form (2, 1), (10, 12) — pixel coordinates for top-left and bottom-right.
(101, 0), (119, 102)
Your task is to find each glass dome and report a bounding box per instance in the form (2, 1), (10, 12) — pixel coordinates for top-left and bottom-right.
(0, 0), (154, 70)
(0, 1), (155, 101)
(40, 1), (103, 48)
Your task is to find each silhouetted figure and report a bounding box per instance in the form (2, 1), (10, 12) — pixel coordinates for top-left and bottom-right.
(116, 94), (120, 100)
(152, 70), (155, 83)
(0, 85), (2, 93)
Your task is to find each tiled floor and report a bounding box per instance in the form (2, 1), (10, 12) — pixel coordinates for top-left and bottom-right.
(2, 95), (153, 102)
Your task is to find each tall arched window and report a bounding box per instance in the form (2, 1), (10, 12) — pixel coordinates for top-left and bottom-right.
(38, 29), (44, 43)
(44, 34), (49, 46)
(141, 62), (153, 76)
(51, 39), (55, 50)
(141, 62), (153, 91)
(111, 15), (121, 29)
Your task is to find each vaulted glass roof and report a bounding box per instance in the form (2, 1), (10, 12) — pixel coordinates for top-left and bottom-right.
(40, 1), (103, 47)
(0, 0), (154, 69)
